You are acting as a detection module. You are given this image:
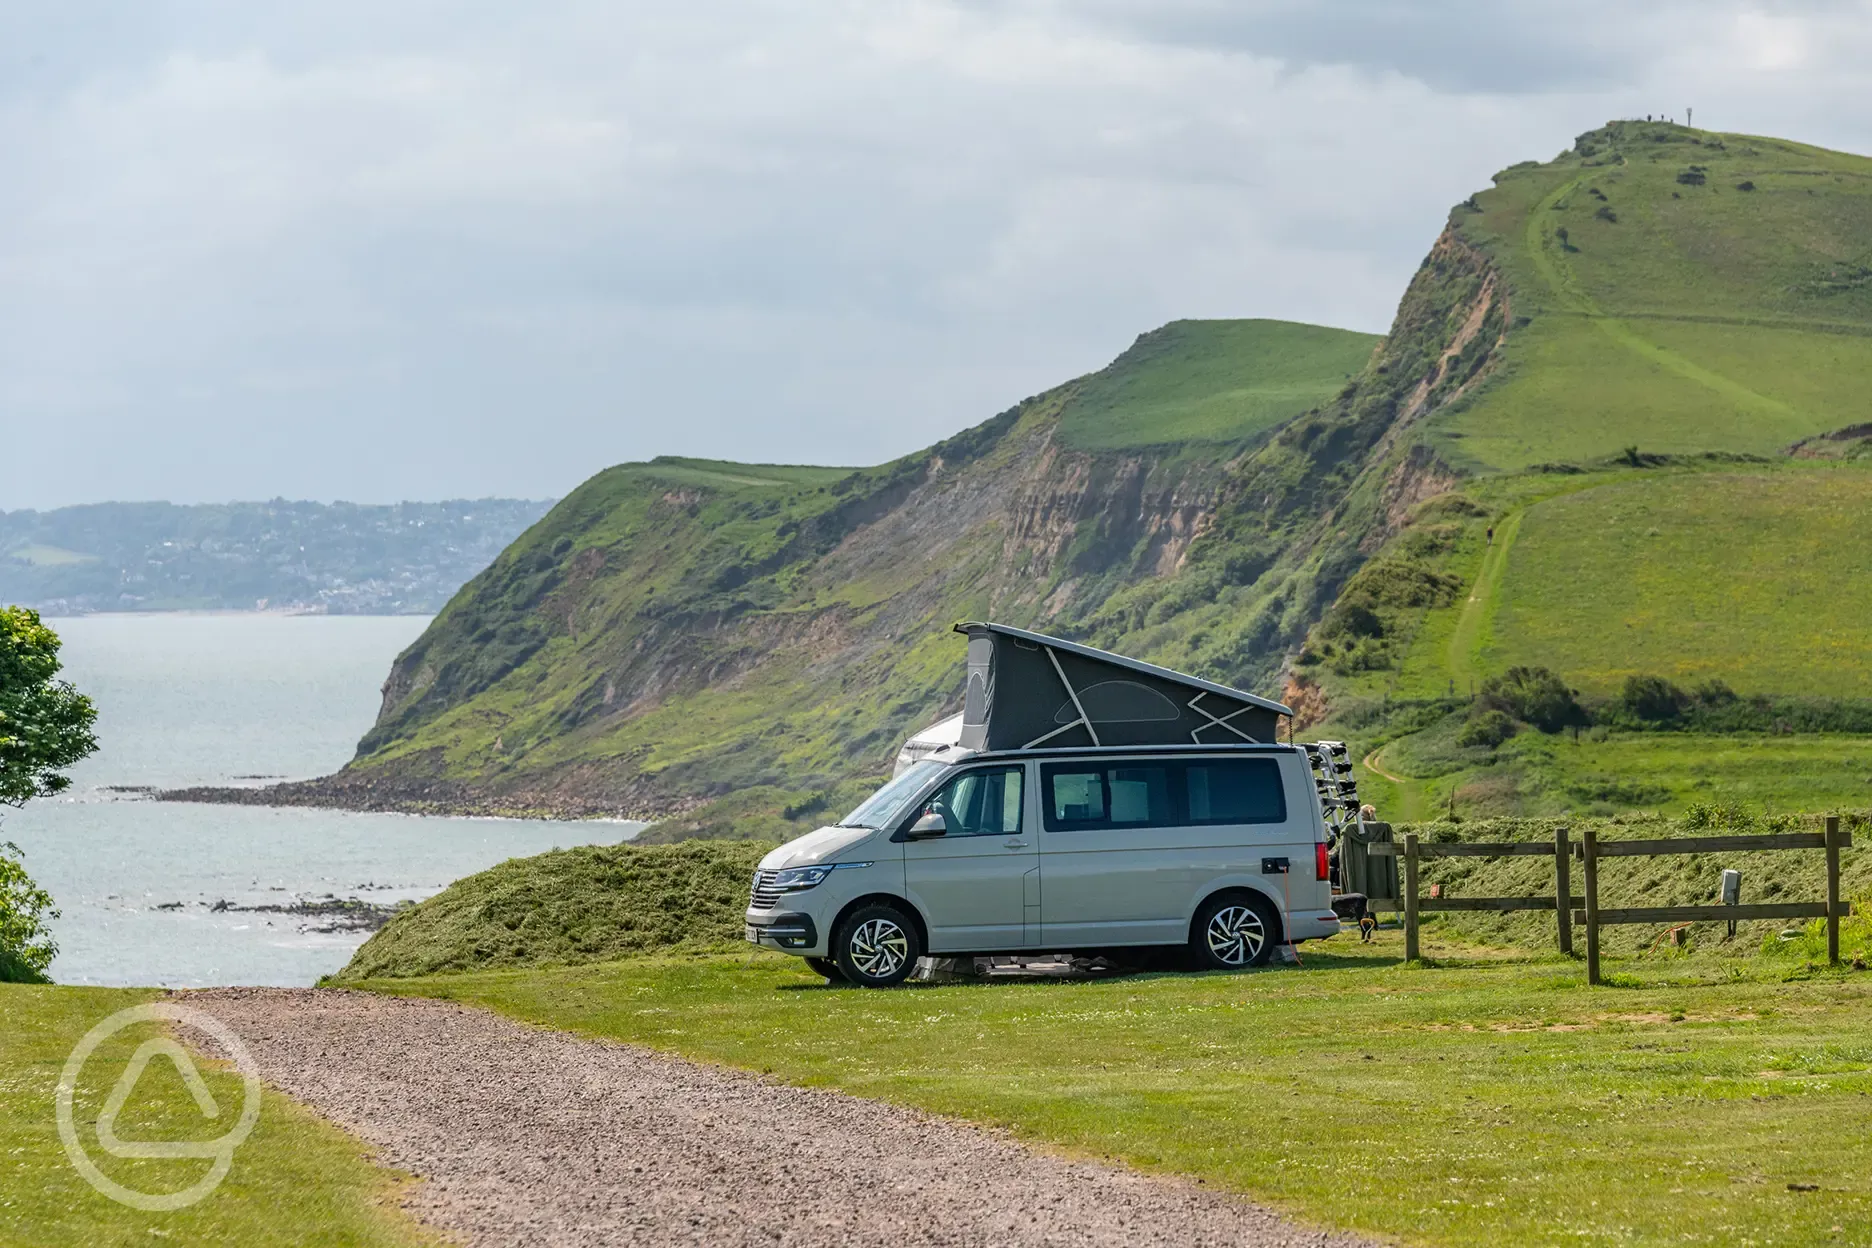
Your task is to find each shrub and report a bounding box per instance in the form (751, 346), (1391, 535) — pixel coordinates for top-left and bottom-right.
(1479, 666), (1586, 733)
(1595, 205), (1618, 223)
(1321, 598), (1384, 639)
(1676, 169), (1706, 186)
(1622, 674), (1688, 721)
(1342, 559), (1463, 609)
(1736, 180), (1756, 192)
(1457, 709), (1518, 749)
(1692, 678), (1739, 706)
(1327, 637), (1393, 675)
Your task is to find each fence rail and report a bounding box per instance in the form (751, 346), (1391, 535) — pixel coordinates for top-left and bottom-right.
(1369, 841), (1557, 858)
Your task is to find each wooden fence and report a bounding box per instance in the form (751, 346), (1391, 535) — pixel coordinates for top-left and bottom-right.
(1571, 816), (1852, 985)
(1365, 817), (1854, 983)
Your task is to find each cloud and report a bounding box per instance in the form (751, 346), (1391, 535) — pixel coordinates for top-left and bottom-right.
(1, 2), (1870, 509)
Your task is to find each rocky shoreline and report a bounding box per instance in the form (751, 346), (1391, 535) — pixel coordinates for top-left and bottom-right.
(156, 773), (678, 823)
(154, 895), (413, 933)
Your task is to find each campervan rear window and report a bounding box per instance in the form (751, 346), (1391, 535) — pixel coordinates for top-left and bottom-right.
(1042, 757), (1285, 831)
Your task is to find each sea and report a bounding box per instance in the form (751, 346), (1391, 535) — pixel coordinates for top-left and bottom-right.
(2, 613), (642, 988)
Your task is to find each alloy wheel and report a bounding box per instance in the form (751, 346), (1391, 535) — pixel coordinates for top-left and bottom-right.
(849, 917), (910, 979)
(1205, 904), (1267, 967)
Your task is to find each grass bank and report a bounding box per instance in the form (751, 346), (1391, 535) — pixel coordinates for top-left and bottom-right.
(0, 986), (435, 1247)
(362, 934), (1872, 1247)
(333, 839), (770, 981)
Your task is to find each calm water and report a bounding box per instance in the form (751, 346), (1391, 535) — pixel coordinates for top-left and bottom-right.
(3, 614), (641, 987)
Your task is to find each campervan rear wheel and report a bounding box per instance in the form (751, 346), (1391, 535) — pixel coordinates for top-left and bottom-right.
(1191, 892), (1279, 970)
(805, 956), (846, 983)
(833, 903), (922, 988)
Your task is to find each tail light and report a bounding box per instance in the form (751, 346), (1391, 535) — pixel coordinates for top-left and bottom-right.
(1315, 840), (1330, 882)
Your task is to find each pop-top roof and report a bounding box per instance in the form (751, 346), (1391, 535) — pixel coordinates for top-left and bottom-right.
(952, 621), (1291, 753)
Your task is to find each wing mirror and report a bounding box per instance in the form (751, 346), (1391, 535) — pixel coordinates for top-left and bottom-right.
(906, 810), (948, 839)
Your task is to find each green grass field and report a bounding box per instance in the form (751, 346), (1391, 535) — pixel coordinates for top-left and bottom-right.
(1301, 459), (1872, 817)
(362, 941), (1872, 1247)
(0, 986), (433, 1247)
(1483, 468), (1872, 696)
(1055, 319), (1378, 451)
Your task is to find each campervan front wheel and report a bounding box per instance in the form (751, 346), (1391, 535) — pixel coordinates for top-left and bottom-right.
(833, 903), (922, 987)
(1191, 892), (1279, 970)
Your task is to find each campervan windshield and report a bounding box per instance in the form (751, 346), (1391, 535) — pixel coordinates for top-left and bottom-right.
(837, 760), (945, 829)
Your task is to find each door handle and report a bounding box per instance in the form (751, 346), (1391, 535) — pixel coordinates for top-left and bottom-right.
(1003, 838), (1030, 849)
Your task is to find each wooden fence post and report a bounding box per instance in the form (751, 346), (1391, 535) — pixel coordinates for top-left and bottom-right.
(1555, 825), (1573, 955)
(1582, 827), (1601, 986)
(1403, 833), (1421, 964)
(1826, 816), (1842, 966)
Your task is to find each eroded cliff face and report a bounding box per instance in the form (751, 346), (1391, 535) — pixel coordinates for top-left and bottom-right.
(328, 393), (1257, 816)
(301, 227), (1511, 823)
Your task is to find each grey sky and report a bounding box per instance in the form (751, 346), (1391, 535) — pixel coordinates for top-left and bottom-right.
(3, 2), (1870, 510)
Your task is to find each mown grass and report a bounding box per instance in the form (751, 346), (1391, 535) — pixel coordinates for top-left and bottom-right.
(1054, 319), (1378, 451)
(0, 986), (434, 1247)
(334, 839), (771, 981)
(363, 937), (1872, 1247)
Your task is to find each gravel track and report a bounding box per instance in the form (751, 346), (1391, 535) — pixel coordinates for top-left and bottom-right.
(187, 987), (1377, 1248)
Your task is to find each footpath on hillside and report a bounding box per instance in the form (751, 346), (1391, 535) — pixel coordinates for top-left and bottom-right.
(188, 988), (1378, 1248)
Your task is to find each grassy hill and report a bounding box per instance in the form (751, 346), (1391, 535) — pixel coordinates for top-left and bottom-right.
(1427, 122), (1872, 471)
(1271, 122), (1872, 820)
(251, 119), (1872, 833)
(1053, 319), (1376, 450)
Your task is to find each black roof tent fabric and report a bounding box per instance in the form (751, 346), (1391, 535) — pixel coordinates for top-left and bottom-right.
(954, 622), (1292, 752)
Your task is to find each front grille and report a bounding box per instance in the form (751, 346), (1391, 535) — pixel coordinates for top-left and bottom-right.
(748, 870), (783, 911)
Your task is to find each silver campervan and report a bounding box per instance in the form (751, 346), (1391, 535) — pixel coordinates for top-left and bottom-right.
(744, 623), (1340, 987)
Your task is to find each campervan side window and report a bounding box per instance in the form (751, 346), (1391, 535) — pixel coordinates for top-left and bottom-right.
(1042, 757), (1286, 832)
(1047, 769), (1105, 823)
(1107, 766), (1173, 825)
(919, 766), (1024, 837)
(1183, 758), (1285, 825)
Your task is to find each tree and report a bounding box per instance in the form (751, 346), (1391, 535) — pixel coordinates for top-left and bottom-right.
(1, 606), (98, 807)
(0, 607), (97, 982)
(0, 843), (60, 982)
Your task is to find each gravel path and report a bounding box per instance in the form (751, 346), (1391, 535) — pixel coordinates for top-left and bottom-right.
(186, 987), (1377, 1248)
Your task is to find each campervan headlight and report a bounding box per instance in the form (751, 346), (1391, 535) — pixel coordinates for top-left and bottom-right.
(769, 865), (836, 892)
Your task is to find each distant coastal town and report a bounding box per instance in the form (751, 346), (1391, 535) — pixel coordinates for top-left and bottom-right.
(0, 497), (553, 615)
